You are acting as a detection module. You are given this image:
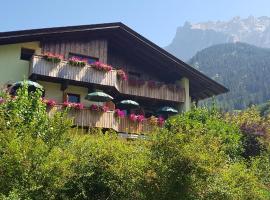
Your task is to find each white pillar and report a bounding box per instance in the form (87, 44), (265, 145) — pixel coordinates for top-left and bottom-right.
(177, 77), (191, 112)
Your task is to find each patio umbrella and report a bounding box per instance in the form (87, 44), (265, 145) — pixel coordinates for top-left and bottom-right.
(85, 91), (113, 102)
(10, 80), (43, 95)
(118, 100), (139, 109)
(157, 106), (178, 114)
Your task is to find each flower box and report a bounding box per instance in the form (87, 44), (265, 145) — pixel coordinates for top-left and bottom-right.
(91, 62), (113, 72)
(68, 57), (87, 67)
(63, 102), (84, 110)
(43, 53), (63, 63)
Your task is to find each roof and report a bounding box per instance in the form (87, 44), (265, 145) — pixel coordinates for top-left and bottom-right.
(0, 22), (229, 100)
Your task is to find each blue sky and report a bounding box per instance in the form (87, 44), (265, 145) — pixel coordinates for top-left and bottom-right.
(1, 0), (270, 46)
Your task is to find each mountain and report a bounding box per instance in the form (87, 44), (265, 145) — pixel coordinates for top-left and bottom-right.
(189, 42), (270, 111)
(166, 16), (270, 60)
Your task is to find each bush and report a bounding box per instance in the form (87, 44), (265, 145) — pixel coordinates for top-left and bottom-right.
(143, 108), (269, 200)
(0, 86), (269, 199)
(0, 84), (74, 199)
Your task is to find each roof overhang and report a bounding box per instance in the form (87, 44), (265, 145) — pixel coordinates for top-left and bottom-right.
(0, 22), (229, 100)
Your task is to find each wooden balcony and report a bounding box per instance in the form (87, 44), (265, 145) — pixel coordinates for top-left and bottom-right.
(30, 55), (185, 102)
(48, 106), (157, 134)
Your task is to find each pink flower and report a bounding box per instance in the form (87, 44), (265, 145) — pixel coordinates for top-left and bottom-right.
(129, 113), (137, 122)
(42, 98), (56, 107)
(91, 62), (113, 72)
(100, 105), (109, 112)
(47, 99), (56, 107)
(44, 52), (63, 63)
(63, 101), (72, 108)
(117, 69), (128, 81)
(74, 103), (84, 110)
(90, 104), (99, 111)
(115, 109), (125, 118)
(137, 115), (145, 123)
(157, 116), (165, 126)
(0, 97), (5, 104)
(68, 56), (87, 67)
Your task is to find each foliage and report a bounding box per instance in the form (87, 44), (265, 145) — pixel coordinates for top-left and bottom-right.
(189, 42), (270, 111)
(165, 107), (243, 159)
(0, 84), (73, 199)
(60, 133), (149, 200)
(44, 52), (63, 63)
(143, 107), (269, 200)
(68, 56), (87, 67)
(0, 87), (270, 199)
(225, 107), (270, 157)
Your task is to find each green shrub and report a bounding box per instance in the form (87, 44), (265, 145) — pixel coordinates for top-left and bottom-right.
(0, 85), (269, 199)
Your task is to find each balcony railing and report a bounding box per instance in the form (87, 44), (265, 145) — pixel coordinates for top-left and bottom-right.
(30, 55), (185, 102)
(48, 106), (157, 134)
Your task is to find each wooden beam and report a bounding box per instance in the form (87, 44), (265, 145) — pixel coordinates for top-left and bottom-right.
(60, 80), (69, 91)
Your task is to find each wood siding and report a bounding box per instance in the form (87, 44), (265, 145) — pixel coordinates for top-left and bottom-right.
(30, 56), (185, 102)
(41, 39), (108, 63)
(107, 50), (160, 81)
(49, 106), (156, 134)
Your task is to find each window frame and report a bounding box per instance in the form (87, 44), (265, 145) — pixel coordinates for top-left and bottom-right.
(20, 48), (35, 61)
(68, 52), (99, 64)
(66, 93), (81, 103)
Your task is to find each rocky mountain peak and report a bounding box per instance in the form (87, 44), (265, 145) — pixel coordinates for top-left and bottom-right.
(165, 16), (270, 60)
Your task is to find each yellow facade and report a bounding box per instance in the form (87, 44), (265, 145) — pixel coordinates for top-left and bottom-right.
(0, 41), (189, 111)
(0, 42), (41, 87)
(38, 81), (101, 107)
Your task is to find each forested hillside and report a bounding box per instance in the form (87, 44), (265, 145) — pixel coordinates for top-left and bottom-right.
(189, 42), (270, 110)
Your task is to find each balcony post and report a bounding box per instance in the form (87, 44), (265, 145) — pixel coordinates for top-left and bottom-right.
(177, 77), (190, 112)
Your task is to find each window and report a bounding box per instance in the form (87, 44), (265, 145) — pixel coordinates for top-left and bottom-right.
(68, 53), (98, 64)
(20, 48), (35, 61)
(67, 93), (80, 103)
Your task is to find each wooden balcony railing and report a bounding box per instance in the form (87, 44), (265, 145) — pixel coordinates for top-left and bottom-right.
(48, 106), (157, 134)
(30, 55), (185, 102)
